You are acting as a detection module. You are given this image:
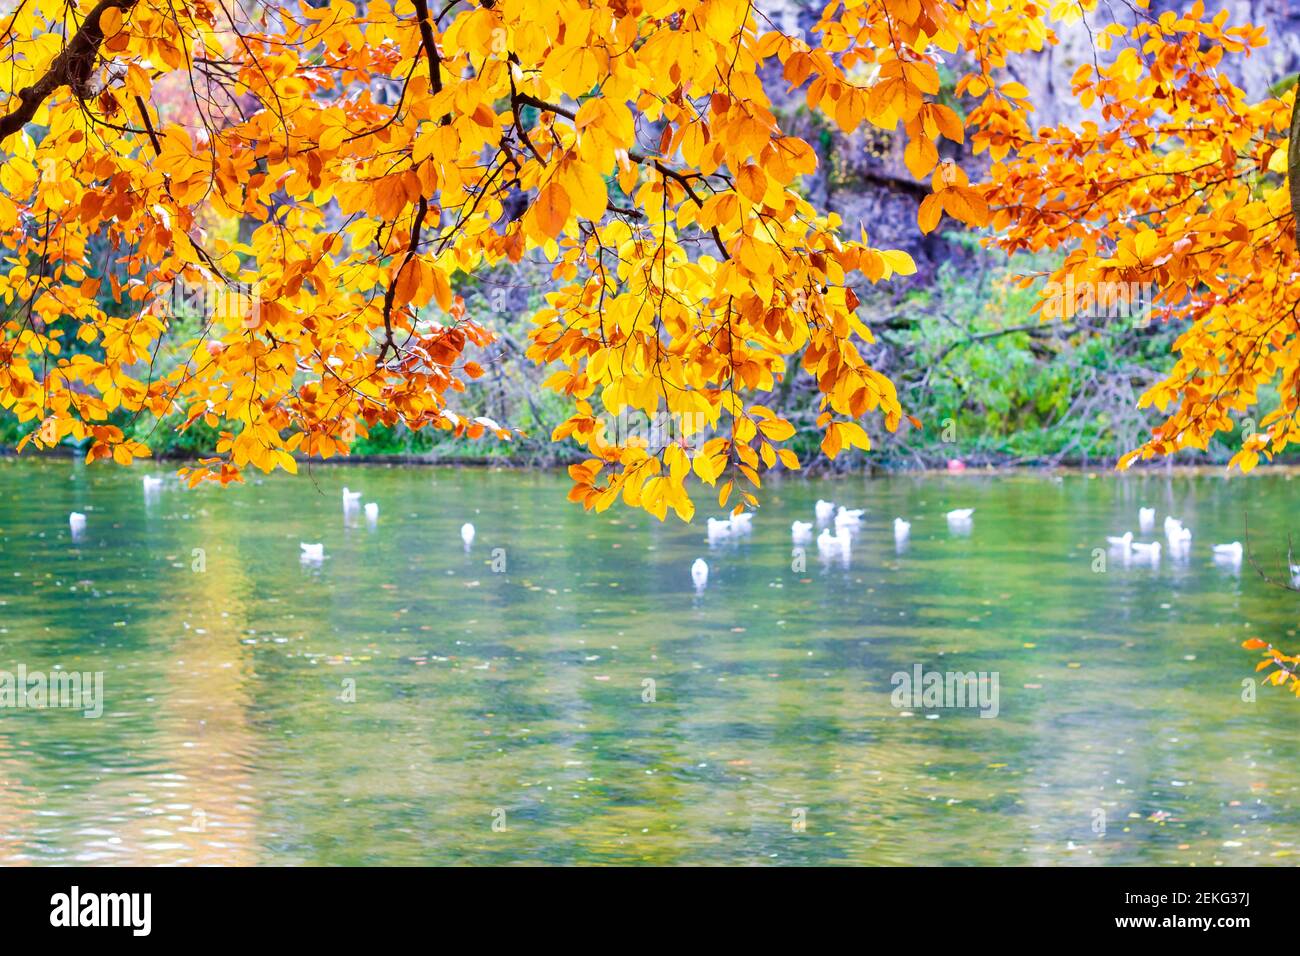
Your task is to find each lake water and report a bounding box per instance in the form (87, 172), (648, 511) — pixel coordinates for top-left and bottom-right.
(0, 457), (1298, 865)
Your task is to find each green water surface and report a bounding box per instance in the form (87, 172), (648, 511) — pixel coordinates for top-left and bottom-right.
(0, 457), (1297, 865)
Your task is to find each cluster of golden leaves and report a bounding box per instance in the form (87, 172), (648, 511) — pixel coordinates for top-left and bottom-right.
(0, 0), (1292, 518)
(1242, 638), (1300, 696)
(974, 1), (1296, 473)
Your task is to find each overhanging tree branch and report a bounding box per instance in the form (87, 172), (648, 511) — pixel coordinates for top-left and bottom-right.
(411, 0), (451, 126)
(509, 91), (732, 260)
(0, 0), (138, 142)
(378, 195), (429, 366)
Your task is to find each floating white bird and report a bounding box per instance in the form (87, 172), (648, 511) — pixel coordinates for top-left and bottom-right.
(729, 512), (754, 532)
(364, 502), (379, 524)
(836, 506), (865, 520)
(815, 526), (851, 564)
(1168, 525), (1191, 546)
(791, 520), (813, 542)
(342, 487), (362, 509)
(706, 517), (732, 543)
(947, 508), (974, 521)
(834, 510), (861, 530)
(1130, 541), (1161, 560)
(1212, 542), (1242, 575)
(69, 512), (86, 535)
(300, 542), (325, 562)
(460, 522), (475, 547)
(894, 518), (911, 552)
(691, 557), (709, 589)
(1138, 507), (1155, 532)
(1106, 531), (1133, 549)
(814, 499), (835, 523)
(142, 475), (164, 494)
(1163, 515), (1183, 537)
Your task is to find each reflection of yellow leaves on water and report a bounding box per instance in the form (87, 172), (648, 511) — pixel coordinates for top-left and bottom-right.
(0, 734), (39, 864)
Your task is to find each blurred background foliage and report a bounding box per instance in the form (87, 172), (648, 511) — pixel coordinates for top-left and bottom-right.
(0, 233), (1263, 471)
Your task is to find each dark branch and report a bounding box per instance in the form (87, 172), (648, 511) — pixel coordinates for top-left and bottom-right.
(0, 0), (138, 142)
(378, 196), (430, 365)
(411, 0), (450, 126)
(510, 91), (731, 259)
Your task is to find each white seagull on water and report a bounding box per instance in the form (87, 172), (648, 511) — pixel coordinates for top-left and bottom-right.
(707, 517), (732, 543)
(834, 510), (861, 532)
(1138, 507), (1155, 532)
(946, 509), (974, 534)
(691, 558), (709, 590)
(1130, 541), (1161, 562)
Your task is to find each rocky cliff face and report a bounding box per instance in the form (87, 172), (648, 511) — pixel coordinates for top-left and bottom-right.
(762, 0), (1300, 266)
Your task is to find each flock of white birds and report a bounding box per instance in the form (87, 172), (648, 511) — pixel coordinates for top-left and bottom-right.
(297, 487), (381, 563)
(302, 487), (476, 564)
(1105, 506), (1247, 570)
(691, 501), (1261, 591)
(691, 498), (975, 590)
(59, 479), (1265, 586)
(65, 479), (452, 566)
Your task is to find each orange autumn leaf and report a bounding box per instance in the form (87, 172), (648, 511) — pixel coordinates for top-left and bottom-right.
(534, 181), (571, 239)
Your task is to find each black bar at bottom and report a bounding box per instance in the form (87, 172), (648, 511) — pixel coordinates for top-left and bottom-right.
(0, 865), (1282, 942)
